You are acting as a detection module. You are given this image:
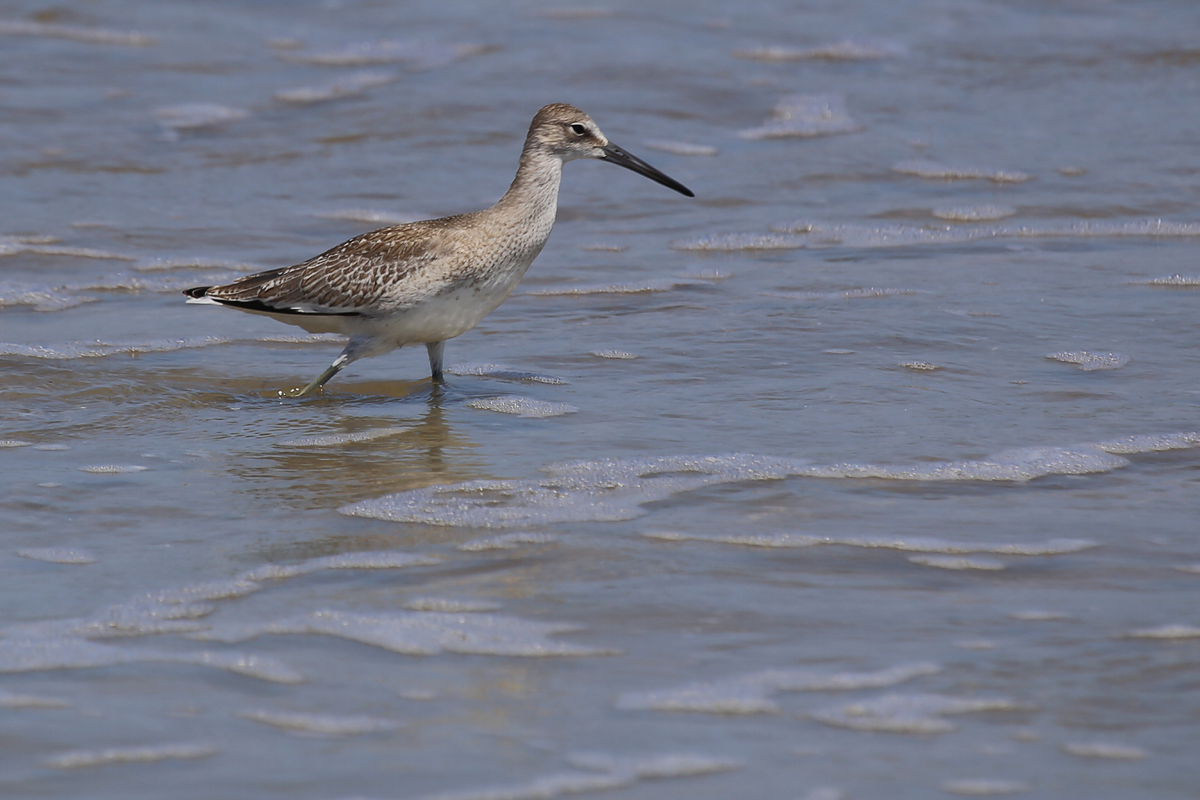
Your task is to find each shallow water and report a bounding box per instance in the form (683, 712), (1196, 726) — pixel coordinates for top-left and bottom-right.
(2, 1), (1199, 798)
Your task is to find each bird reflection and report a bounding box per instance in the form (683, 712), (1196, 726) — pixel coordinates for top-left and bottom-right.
(232, 385), (487, 511)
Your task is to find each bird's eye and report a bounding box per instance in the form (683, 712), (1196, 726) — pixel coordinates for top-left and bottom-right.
(569, 123), (587, 136)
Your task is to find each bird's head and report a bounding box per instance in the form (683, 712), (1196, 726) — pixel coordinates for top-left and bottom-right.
(526, 103), (694, 197)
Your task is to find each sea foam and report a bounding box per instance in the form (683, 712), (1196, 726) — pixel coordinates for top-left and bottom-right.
(416, 752), (741, 800)
(191, 609), (607, 657)
(0, 19), (154, 46)
(617, 663), (939, 714)
(274, 70), (398, 104)
(45, 743), (215, 770)
(673, 219), (1200, 252)
(281, 40), (487, 69)
(739, 94), (863, 140)
(734, 39), (904, 61)
(1046, 351), (1130, 371)
(893, 159), (1032, 183)
(341, 433), (1198, 528)
(810, 692), (1021, 734)
(0, 550), (439, 684)
(237, 709), (397, 736)
(466, 396), (578, 418)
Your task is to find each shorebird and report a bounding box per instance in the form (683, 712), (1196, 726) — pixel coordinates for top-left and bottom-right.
(184, 103), (693, 397)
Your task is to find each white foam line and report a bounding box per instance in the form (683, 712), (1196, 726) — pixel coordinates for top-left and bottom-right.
(646, 531), (1094, 556)
(1132, 274), (1200, 287)
(274, 70), (399, 104)
(16, 547), (97, 564)
(0, 637), (305, 684)
(932, 204), (1016, 222)
(0, 550), (440, 683)
(734, 39), (905, 62)
(314, 208), (423, 225)
(909, 555), (1006, 570)
(466, 397), (578, 418)
(810, 693), (1022, 734)
(617, 663), (939, 714)
(766, 287), (921, 301)
(941, 779), (1029, 796)
(279, 427), (411, 447)
(738, 94), (863, 140)
(0, 242), (134, 260)
(340, 432), (1199, 528)
(79, 465), (148, 474)
(404, 597), (502, 612)
(526, 276), (714, 296)
(191, 609), (608, 658)
(0, 337), (231, 360)
(1060, 741), (1147, 760)
(893, 159), (1031, 183)
(237, 709), (397, 735)
(417, 753), (741, 800)
(446, 363), (568, 384)
(589, 350), (638, 359)
(675, 219), (1200, 252)
(457, 532), (558, 552)
(1046, 351), (1130, 371)
(1121, 623), (1200, 639)
(153, 103), (248, 131)
(132, 258), (264, 273)
(643, 140), (719, 157)
(45, 743), (215, 770)
(0, 19), (154, 46)
(0, 690), (69, 709)
(280, 40), (488, 68)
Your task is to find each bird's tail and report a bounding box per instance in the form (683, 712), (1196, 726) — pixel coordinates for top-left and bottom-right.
(183, 286), (220, 304)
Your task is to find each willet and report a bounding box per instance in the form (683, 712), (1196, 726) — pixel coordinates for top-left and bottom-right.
(184, 103), (694, 397)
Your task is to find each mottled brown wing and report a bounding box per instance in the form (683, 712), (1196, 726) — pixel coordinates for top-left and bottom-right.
(203, 221), (452, 315)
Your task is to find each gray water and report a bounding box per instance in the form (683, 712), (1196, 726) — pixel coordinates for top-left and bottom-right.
(2, 1), (1199, 798)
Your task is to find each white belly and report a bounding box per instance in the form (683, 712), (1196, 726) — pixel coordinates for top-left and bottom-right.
(370, 278), (521, 342)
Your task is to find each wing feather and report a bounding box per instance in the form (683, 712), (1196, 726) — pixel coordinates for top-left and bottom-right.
(199, 220), (456, 315)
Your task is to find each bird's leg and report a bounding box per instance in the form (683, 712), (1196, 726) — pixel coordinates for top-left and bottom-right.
(426, 341), (446, 384)
(282, 335), (370, 398)
(283, 354), (350, 398)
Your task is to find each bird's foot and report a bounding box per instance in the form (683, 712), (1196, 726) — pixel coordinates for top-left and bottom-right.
(280, 383), (321, 399)
(281, 362), (344, 398)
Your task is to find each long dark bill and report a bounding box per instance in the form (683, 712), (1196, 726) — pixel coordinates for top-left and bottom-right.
(600, 142), (695, 197)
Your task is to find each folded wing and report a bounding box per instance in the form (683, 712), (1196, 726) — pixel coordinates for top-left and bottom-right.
(185, 221), (451, 316)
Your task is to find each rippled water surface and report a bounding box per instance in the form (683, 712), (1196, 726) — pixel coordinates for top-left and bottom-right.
(2, 1), (1199, 798)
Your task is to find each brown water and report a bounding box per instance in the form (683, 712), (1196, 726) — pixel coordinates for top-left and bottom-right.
(2, 2), (1199, 798)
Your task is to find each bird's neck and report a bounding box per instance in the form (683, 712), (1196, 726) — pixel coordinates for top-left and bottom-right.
(495, 148), (563, 226)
